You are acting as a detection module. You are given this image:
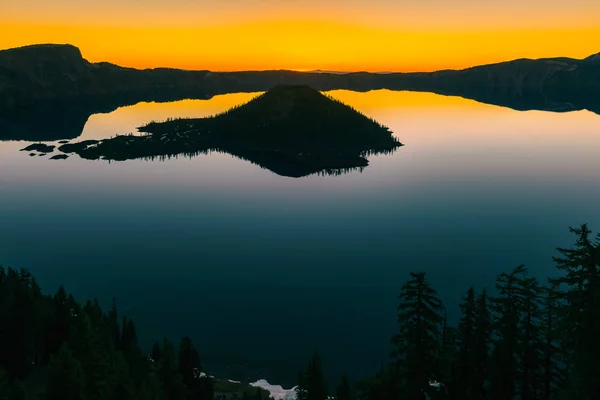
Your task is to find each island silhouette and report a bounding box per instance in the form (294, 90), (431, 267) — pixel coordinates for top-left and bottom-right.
(0, 44), (599, 141)
(51, 85), (403, 177)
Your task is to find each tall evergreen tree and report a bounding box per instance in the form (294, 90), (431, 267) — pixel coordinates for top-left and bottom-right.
(197, 377), (214, 400)
(178, 336), (213, 399)
(0, 268), (41, 379)
(151, 342), (162, 364)
(0, 368), (10, 400)
(45, 344), (86, 400)
(68, 311), (111, 400)
(50, 286), (71, 355)
(540, 284), (566, 400)
(472, 289), (491, 400)
(516, 273), (542, 400)
(550, 224), (600, 399)
(357, 364), (393, 400)
(107, 298), (121, 350)
(489, 265), (527, 400)
(454, 287), (477, 400)
(337, 376), (353, 400)
(134, 372), (164, 400)
(391, 272), (444, 400)
(435, 309), (456, 400)
(157, 339), (187, 400)
(178, 337), (201, 389)
(296, 353), (328, 400)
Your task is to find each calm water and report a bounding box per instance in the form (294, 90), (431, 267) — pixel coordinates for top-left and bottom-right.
(1, 90), (600, 386)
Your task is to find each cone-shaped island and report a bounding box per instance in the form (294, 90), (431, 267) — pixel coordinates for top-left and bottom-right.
(66, 85), (403, 177)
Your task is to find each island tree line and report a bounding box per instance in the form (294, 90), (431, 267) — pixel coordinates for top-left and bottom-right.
(1, 224), (598, 400)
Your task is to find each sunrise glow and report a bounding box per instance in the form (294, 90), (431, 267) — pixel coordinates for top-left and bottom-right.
(2, 0), (599, 71)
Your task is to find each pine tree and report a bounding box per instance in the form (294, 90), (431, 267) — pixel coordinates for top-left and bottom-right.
(489, 265), (527, 400)
(437, 309), (456, 400)
(197, 375), (214, 400)
(83, 299), (104, 328)
(391, 271), (444, 400)
(472, 289), (491, 400)
(454, 287), (477, 400)
(178, 337), (201, 389)
(0, 268), (40, 379)
(157, 339), (187, 400)
(0, 368), (10, 400)
(151, 342), (162, 364)
(53, 286), (71, 350)
(107, 298), (121, 350)
(516, 273), (542, 400)
(296, 353), (328, 400)
(540, 283), (566, 400)
(178, 336), (213, 399)
(337, 376), (352, 400)
(550, 224), (600, 399)
(71, 313), (107, 398)
(45, 344), (86, 400)
(357, 365), (392, 400)
(134, 372), (164, 400)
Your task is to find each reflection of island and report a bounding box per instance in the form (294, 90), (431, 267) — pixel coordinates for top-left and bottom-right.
(60, 85), (403, 177)
(1, 44), (599, 141)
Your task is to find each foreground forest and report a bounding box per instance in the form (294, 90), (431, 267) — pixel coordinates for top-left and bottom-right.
(1, 224), (599, 400)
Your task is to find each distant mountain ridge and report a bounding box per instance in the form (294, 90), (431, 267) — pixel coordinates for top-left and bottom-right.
(584, 52), (600, 63)
(0, 44), (599, 141)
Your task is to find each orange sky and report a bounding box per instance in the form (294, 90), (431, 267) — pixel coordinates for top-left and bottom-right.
(1, 0), (599, 71)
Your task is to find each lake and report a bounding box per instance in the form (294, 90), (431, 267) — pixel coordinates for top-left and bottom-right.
(1, 90), (600, 387)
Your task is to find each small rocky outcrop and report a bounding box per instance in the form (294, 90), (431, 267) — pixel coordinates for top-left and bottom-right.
(20, 143), (55, 153)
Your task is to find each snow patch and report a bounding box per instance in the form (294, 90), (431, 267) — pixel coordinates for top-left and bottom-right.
(228, 379), (242, 384)
(250, 379), (297, 400)
(429, 380), (442, 388)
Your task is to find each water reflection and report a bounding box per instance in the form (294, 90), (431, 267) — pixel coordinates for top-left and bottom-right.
(1, 85), (598, 142)
(1, 90), (599, 387)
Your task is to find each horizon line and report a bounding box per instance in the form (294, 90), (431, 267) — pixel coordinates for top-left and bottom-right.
(2, 42), (598, 75)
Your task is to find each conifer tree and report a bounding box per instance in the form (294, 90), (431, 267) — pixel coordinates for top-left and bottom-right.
(134, 372), (163, 400)
(472, 289), (491, 400)
(178, 336), (214, 399)
(391, 271), (444, 400)
(151, 342), (162, 364)
(357, 365), (392, 400)
(550, 224), (600, 399)
(296, 353), (328, 400)
(489, 265), (527, 400)
(540, 284), (566, 400)
(178, 337), (201, 389)
(0, 368), (10, 400)
(455, 287), (477, 400)
(157, 339), (187, 400)
(516, 273), (542, 400)
(438, 309), (456, 400)
(337, 376), (353, 400)
(107, 298), (121, 350)
(69, 311), (112, 399)
(45, 344), (86, 400)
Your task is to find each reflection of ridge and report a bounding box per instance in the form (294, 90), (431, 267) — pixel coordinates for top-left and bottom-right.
(2, 86), (599, 142)
(0, 91), (213, 141)
(0, 102), (90, 141)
